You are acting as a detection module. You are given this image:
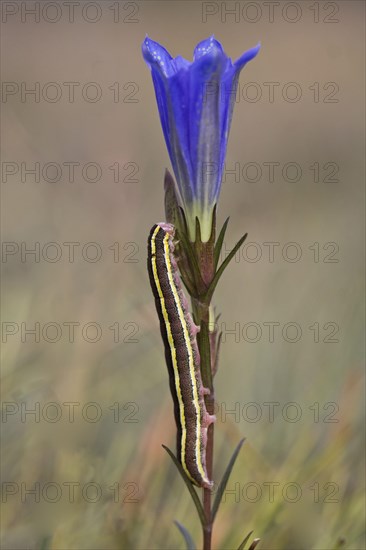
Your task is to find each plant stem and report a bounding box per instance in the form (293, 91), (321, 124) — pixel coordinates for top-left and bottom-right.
(197, 300), (216, 546)
(192, 236), (217, 550)
(203, 394), (214, 550)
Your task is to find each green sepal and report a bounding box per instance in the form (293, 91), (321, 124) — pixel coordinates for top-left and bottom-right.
(178, 205), (189, 235)
(194, 216), (215, 290)
(212, 438), (245, 521)
(205, 233), (248, 303)
(195, 216), (202, 244)
(174, 521), (196, 550)
(206, 204), (217, 245)
(214, 216), (230, 270)
(176, 224), (206, 298)
(162, 445), (205, 526)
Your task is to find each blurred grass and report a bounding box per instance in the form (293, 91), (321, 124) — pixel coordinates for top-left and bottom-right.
(1, 1), (365, 549)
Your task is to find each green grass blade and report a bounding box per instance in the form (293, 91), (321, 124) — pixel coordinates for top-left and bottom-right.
(174, 520), (197, 550)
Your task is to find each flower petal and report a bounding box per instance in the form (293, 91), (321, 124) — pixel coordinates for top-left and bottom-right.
(218, 44), (260, 173)
(234, 43), (261, 70)
(149, 64), (194, 204)
(193, 36), (224, 61)
(171, 55), (190, 73)
(189, 47), (227, 207)
(142, 36), (176, 78)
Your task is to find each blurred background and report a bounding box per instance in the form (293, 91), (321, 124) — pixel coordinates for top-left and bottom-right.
(1, 1), (365, 549)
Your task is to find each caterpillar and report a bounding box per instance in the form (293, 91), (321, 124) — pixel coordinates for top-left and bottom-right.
(147, 222), (216, 489)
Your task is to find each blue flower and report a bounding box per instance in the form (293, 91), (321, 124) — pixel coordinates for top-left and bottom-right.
(142, 36), (260, 241)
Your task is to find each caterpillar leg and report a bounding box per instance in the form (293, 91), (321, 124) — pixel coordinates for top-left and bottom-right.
(202, 411), (216, 428)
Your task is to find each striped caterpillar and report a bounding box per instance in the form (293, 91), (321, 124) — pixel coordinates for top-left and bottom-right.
(147, 222), (216, 489)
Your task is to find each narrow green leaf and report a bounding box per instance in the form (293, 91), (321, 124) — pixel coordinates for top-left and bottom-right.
(237, 530), (253, 550)
(248, 539), (260, 550)
(174, 521), (196, 550)
(214, 217), (230, 269)
(212, 438), (246, 521)
(206, 233), (248, 302)
(162, 445), (205, 526)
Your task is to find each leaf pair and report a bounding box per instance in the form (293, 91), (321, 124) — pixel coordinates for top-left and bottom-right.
(163, 439), (258, 550)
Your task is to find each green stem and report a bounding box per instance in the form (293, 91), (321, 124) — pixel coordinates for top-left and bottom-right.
(194, 307), (214, 550)
(203, 390), (214, 550)
(187, 219), (218, 550)
(192, 258), (216, 550)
